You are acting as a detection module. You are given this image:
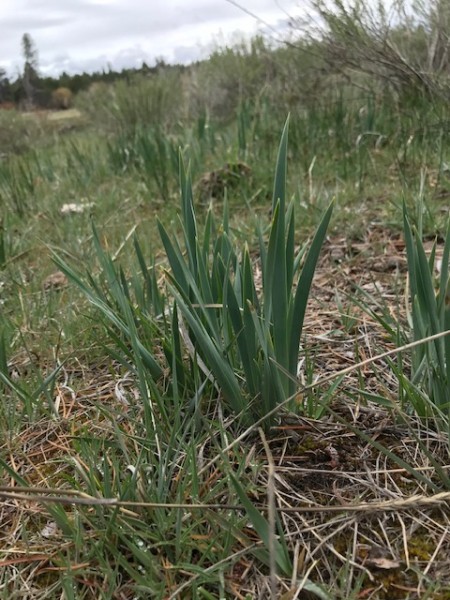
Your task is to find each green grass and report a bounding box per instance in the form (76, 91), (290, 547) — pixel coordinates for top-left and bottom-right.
(0, 43), (450, 598)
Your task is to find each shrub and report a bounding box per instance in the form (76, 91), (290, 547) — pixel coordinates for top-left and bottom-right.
(51, 87), (73, 109)
(75, 70), (184, 134)
(292, 0), (450, 101)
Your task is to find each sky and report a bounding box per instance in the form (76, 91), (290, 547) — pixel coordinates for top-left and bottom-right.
(0, 0), (302, 78)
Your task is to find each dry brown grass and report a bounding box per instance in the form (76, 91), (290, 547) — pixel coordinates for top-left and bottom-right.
(1, 228), (449, 598)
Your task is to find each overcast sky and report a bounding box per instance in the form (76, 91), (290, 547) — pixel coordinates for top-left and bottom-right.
(0, 0), (302, 78)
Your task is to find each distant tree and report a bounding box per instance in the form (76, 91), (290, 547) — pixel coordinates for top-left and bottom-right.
(21, 32), (40, 108)
(154, 57), (168, 72)
(0, 67), (10, 103)
(56, 71), (72, 91)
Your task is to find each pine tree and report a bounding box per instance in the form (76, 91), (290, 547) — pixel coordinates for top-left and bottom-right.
(21, 33), (39, 108)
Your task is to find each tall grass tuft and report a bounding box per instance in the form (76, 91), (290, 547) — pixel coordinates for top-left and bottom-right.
(0, 156), (37, 216)
(56, 117), (332, 424)
(107, 126), (179, 200)
(403, 201), (450, 415)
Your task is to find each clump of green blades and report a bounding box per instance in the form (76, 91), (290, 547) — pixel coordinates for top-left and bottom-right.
(159, 116), (333, 421)
(56, 117), (333, 424)
(403, 202), (450, 414)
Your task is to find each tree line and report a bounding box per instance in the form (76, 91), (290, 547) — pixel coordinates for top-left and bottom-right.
(0, 33), (181, 110)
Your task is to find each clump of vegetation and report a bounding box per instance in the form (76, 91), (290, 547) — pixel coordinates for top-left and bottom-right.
(0, 109), (45, 156)
(294, 0), (450, 101)
(51, 86), (73, 109)
(196, 160), (252, 202)
(402, 202), (450, 418)
(56, 120), (332, 427)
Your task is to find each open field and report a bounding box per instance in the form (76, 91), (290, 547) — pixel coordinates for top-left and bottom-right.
(1, 32), (450, 599)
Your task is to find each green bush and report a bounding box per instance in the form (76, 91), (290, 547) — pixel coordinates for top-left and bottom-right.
(75, 69), (185, 134)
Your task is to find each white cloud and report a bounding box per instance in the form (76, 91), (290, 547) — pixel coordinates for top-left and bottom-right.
(0, 0), (302, 78)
